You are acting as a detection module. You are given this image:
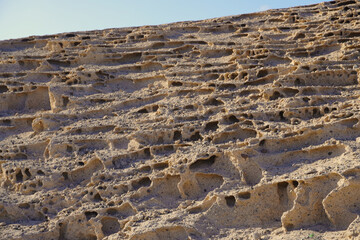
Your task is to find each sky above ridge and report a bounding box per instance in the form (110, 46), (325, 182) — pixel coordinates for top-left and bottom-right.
(0, 0), (326, 41)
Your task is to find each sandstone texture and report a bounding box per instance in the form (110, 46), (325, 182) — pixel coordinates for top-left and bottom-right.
(1, 0), (360, 239)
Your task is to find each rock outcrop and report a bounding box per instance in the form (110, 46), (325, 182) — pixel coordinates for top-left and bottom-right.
(1, 0), (360, 239)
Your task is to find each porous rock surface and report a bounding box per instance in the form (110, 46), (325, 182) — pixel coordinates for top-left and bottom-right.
(1, 0), (360, 239)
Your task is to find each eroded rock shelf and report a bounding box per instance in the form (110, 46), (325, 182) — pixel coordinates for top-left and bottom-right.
(1, 0), (360, 239)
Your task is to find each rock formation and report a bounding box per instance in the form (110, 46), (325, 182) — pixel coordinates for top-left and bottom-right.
(1, 0), (360, 239)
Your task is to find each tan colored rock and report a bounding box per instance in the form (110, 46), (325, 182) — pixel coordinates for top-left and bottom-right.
(1, 0), (360, 239)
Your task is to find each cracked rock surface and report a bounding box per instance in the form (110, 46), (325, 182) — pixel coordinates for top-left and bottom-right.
(1, 0), (360, 239)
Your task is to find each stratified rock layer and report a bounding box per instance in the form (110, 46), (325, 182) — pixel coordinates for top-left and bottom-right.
(1, 0), (360, 239)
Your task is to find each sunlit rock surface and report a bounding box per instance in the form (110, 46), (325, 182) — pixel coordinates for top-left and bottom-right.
(0, 0), (360, 239)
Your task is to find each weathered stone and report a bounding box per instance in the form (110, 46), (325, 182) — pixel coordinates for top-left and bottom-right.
(0, 0), (360, 239)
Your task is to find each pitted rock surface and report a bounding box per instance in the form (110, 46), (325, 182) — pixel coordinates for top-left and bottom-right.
(1, 0), (360, 239)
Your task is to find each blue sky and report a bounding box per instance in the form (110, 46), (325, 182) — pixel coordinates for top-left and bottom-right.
(0, 0), (325, 40)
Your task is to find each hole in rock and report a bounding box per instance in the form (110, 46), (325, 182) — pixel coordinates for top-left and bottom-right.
(101, 217), (120, 236)
(16, 171), (23, 182)
(0, 85), (8, 93)
(302, 97), (310, 103)
(24, 168), (31, 178)
(132, 177), (152, 190)
(85, 211), (98, 220)
(229, 72), (238, 79)
(94, 193), (103, 202)
(294, 78), (304, 86)
(190, 155), (216, 171)
(324, 32), (334, 37)
(171, 81), (183, 86)
(292, 180), (299, 188)
(205, 98), (223, 106)
(279, 111), (286, 121)
(139, 166), (151, 173)
(294, 33), (305, 39)
(137, 108), (148, 113)
(190, 132), (203, 141)
(65, 33), (76, 37)
(66, 145), (73, 153)
(337, 0), (356, 7)
(240, 72), (248, 79)
(277, 181), (289, 204)
(48, 59), (71, 67)
(313, 108), (321, 117)
(63, 96), (69, 107)
(106, 208), (118, 215)
(173, 130), (182, 141)
(228, 115), (239, 123)
(205, 121), (219, 132)
(2, 119), (11, 125)
(219, 83), (236, 90)
(238, 192), (251, 199)
(143, 148), (151, 157)
(285, 223), (295, 231)
(75, 129), (82, 134)
(225, 196), (236, 207)
(283, 88), (299, 96)
(18, 203), (30, 209)
(21, 38), (34, 42)
(256, 69), (268, 78)
(62, 172), (69, 180)
(270, 91), (281, 100)
(301, 66), (310, 70)
(153, 162), (169, 170)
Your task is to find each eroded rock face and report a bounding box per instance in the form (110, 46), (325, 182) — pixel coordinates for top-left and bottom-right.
(1, 0), (360, 239)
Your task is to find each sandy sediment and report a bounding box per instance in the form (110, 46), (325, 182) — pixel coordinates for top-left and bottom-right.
(0, 0), (360, 239)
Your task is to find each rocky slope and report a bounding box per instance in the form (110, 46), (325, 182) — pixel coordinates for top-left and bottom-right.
(1, 0), (360, 239)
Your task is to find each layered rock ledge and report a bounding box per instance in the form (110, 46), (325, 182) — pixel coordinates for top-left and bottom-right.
(1, 0), (360, 239)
